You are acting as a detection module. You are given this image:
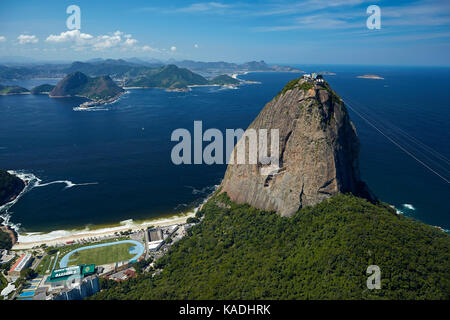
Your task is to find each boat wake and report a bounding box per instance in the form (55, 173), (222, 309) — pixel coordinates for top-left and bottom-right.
(73, 106), (110, 112)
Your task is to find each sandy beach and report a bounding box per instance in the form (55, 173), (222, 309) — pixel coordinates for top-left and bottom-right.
(12, 212), (196, 250)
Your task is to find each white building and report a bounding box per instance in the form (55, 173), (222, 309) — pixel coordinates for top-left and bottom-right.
(148, 240), (164, 252)
(1, 283), (15, 299)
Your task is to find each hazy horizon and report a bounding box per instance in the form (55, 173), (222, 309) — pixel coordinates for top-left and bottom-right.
(1, 0), (449, 66)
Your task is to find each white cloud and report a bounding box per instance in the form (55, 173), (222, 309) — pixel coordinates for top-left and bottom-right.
(124, 38), (138, 46)
(17, 34), (38, 44)
(45, 30), (139, 51)
(46, 30), (93, 43)
(177, 2), (229, 13)
(170, 46), (177, 52)
(0, 36), (6, 42)
(194, 44), (199, 48)
(93, 34), (122, 50)
(93, 31), (139, 51)
(142, 45), (159, 52)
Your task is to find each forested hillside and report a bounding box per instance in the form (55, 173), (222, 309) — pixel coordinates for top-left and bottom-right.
(92, 193), (450, 300)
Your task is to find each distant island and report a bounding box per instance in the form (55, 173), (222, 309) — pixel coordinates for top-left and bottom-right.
(49, 72), (125, 108)
(125, 64), (240, 90)
(357, 74), (384, 80)
(31, 84), (55, 95)
(0, 66), (245, 109)
(124, 64), (209, 90)
(0, 83), (55, 95)
(0, 84), (29, 95)
(0, 59), (302, 108)
(207, 74), (240, 86)
(125, 65), (242, 91)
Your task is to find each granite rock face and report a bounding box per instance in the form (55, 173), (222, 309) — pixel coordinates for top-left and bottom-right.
(220, 78), (375, 216)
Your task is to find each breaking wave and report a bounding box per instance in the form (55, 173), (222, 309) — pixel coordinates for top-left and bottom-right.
(0, 170), (98, 232)
(185, 184), (218, 195)
(402, 203), (416, 210)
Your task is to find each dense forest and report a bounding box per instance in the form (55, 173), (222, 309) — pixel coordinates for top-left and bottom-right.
(92, 192), (450, 300)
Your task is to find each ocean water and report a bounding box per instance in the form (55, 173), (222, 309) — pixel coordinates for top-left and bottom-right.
(0, 67), (449, 232)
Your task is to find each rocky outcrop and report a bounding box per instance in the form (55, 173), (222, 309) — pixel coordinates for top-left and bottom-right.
(220, 77), (375, 217)
(0, 170), (25, 207)
(0, 225), (17, 247)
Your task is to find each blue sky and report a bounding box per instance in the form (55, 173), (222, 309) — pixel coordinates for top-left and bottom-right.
(0, 0), (449, 65)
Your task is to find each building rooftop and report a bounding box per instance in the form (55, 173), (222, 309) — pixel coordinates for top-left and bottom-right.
(9, 253), (32, 273)
(47, 264), (96, 283)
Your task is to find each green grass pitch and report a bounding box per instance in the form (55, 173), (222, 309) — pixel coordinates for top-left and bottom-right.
(67, 243), (136, 266)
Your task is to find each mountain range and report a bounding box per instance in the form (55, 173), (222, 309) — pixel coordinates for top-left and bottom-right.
(0, 59), (302, 82)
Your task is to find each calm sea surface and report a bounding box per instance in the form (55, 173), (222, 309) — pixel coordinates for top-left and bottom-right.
(0, 66), (449, 232)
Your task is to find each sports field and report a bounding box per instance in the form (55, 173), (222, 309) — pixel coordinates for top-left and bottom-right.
(59, 240), (145, 267)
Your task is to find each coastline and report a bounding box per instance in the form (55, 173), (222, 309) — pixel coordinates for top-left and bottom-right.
(0, 174), (26, 208)
(0, 92), (31, 96)
(74, 91), (128, 109)
(12, 212), (196, 250)
(3, 170), (218, 250)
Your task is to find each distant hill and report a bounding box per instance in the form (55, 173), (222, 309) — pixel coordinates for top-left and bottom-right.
(31, 84), (55, 94)
(66, 60), (146, 78)
(125, 64), (208, 89)
(208, 74), (240, 85)
(0, 64), (67, 81)
(0, 84), (29, 95)
(65, 59), (163, 78)
(0, 59), (302, 82)
(172, 59), (303, 75)
(50, 71), (124, 101)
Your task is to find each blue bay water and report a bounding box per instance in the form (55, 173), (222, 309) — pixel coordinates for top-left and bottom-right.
(0, 67), (449, 232)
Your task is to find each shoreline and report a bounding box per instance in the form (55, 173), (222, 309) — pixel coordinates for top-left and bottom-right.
(12, 212), (196, 250)
(3, 171), (218, 250)
(74, 91), (127, 109)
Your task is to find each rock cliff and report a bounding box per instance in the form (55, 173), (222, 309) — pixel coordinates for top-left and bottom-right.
(220, 77), (375, 216)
